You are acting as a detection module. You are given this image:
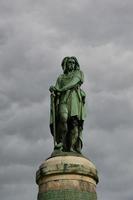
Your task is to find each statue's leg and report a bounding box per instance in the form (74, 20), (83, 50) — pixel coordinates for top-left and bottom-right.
(76, 121), (84, 153)
(69, 117), (79, 152)
(58, 112), (68, 151)
(75, 127), (83, 154)
(70, 127), (78, 152)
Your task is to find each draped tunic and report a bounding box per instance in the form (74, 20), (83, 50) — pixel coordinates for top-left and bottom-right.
(50, 69), (86, 125)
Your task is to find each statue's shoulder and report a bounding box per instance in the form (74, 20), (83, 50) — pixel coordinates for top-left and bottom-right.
(74, 69), (83, 74)
(79, 70), (84, 75)
(57, 74), (64, 80)
(74, 70), (84, 79)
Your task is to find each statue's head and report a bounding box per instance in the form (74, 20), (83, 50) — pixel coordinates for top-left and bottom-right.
(70, 56), (80, 70)
(61, 56), (80, 74)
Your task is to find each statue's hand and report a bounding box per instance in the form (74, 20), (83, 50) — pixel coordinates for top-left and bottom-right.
(49, 86), (57, 93)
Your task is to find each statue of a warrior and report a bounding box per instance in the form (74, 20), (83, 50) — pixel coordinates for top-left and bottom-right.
(49, 56), (86, 154)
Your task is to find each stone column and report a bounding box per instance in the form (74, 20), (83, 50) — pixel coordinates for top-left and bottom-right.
(36, 155), (99, 200)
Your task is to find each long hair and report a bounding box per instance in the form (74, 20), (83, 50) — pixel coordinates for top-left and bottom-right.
(70, 56), (80, 70)
(61, 57), (69, 70)
(61, 56), (80, 71)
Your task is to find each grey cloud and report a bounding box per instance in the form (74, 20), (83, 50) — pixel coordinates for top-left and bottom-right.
(0, 134), (52, 167)
(31, 0), (133, 48)
(1, 101), (50, 140)
(81, 44), (133, 91)
(1, 0), (133, 49)
(83, 127), (133, 200)
(87, 91), (133, 131)
(0, 183), (37, 200)
(0, 164), (33, 184)
(0, 1), (133, 200)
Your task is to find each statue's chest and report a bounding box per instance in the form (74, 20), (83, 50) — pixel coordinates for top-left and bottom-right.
(60, 74), (73, 87)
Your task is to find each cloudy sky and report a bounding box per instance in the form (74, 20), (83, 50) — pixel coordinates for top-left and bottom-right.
(0, 0), (133, 199)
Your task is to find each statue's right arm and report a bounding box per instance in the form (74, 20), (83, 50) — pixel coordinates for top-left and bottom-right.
(55, 76), (60, 90)
(58, 71), (83, 92)
(49, 76), (61, 93)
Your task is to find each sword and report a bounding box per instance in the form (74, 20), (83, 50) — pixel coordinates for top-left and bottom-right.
(51, 91), (56, 147)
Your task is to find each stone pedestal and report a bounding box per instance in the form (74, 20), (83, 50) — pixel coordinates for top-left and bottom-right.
(36, 155), (99, 200)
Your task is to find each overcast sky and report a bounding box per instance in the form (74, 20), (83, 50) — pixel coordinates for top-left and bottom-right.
(0, 0), (133, 200)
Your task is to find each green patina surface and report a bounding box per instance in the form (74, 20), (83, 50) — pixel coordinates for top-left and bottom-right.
(50, 150), (85, 158)
(50, 56), (86, 154)
(38, 190), (97, 200)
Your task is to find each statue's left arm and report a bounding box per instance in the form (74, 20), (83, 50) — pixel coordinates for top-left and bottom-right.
(58, 70), (84, 92)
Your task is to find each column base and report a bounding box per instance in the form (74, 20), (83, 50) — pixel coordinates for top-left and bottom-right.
(36, 154), (99, 200)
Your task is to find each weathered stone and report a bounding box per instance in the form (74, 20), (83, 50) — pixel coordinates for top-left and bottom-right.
(36, 155), (98, 200)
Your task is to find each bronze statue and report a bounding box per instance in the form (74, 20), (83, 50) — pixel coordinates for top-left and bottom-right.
(49, 57), (86, 154)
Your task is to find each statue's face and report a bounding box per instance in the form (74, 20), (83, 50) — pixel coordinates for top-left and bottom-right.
(66, 58), (75, 72)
